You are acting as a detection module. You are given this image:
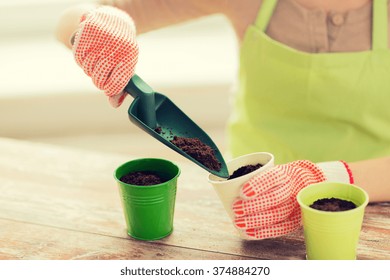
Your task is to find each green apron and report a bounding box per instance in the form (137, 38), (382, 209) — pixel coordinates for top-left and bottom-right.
(228, 0), (390, 164)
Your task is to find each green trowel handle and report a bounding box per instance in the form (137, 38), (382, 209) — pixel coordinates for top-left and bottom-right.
(124, 74), (157, 128)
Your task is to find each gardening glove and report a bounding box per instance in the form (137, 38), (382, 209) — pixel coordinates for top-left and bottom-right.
(72, 6), (139, 107)
(232, 160), (353, 240)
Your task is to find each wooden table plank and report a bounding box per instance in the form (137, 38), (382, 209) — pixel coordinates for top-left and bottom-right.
(358, 203), (390, 259)
(0, 219), (251, 260)
(0, 137), (389, 260)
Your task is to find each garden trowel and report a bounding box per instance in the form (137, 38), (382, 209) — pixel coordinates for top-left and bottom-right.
(124, 74), (229, 179)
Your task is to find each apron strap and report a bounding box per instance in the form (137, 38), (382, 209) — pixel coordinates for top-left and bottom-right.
(255, 0), (278, 32)
(372, 0), (389, 50)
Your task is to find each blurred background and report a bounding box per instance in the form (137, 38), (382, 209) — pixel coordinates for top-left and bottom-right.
(0, 0), (238, 160)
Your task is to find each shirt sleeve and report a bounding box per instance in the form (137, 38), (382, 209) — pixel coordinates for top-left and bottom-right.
(316, 161), (353, 184)
(99, 0), (228, 34)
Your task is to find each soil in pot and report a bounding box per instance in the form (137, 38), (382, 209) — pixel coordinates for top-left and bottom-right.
(310, 197), (357, 212)
(228, 163), (263, 180)
(120, 171), (165, 186)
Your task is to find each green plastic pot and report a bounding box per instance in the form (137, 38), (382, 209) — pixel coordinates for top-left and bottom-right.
(297, 182), (369, 260)
(114, 158), (180, 240)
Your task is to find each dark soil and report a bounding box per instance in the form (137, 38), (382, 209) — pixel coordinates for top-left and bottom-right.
(228, 163), (262, 180)
(154, 126), (162, 134)
(170, 136), (221, 171)
(120, 171), (164, 186)
(310, 197), (357, 212)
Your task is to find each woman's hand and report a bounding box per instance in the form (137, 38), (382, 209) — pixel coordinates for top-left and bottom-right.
(73, 6), (139, 107)
(57, 5), (139, 107)
(232, 160), (352, 239)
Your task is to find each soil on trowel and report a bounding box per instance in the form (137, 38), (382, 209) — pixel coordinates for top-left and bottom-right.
(170, 136), (221, 171)
(154, 126), (163, 134)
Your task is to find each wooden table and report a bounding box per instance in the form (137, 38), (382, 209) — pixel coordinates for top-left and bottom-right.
(0, 137), (389, 260)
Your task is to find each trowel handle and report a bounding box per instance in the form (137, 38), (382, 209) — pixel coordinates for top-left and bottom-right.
(125, 74), (154, 98)
(124, 74), (157, 128)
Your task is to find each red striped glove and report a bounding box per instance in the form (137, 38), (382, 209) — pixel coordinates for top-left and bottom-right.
(72, 6), (139, 107)
(232, 160), (353, 239)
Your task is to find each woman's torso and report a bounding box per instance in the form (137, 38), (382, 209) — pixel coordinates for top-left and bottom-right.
(106, 0), (387, 53)
(228, 0), (390, 163)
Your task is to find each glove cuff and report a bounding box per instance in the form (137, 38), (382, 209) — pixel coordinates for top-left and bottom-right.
(316, 160), (354, 184)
